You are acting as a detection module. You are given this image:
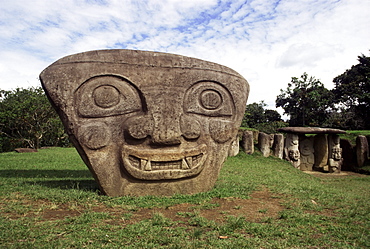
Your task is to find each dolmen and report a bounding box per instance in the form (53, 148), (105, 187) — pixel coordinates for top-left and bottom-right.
(277, 127), (346, 173)
(40, 49), (250, 196)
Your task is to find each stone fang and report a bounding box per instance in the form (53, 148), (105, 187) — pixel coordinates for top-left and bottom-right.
(140, 159), (152, 171)
(185, 156), (193, 168)
(181, 158), (190, 169)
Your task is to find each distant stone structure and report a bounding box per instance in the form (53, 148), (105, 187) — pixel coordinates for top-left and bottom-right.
(228, 134), (240, 157)
(278, 127), (346, 172)
(284, 133), (301, 169)
(299, 136), (314, 171)
(313, 134), (328, 171)
(272, 134), (284, 159)
(328, 134), (342, 173)
(241, 130), (254, 154)
(356, 135), (369, 167)
(258, 132), (271, 157)
(40, 49), (249, 196)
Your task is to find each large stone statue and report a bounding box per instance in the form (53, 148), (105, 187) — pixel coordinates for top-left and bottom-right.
(40, 49), (250, 196)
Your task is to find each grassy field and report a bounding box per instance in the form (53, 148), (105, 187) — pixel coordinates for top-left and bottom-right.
(1, 147), (369, 248)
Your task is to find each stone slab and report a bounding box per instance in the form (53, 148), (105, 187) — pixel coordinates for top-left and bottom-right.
(278, 127), (346, 134)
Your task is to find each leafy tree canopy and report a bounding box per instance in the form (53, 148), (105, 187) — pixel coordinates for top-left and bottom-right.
(242, 101), (286, 133)
(0, 87), (66, 152)
(276, 72), (334, 127)
(332, 53), (370, 129)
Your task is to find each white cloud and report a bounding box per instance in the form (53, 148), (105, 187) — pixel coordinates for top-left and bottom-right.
(0, 0), (369, 115)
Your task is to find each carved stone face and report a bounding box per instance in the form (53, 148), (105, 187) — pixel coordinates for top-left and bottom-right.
(332, 147), (342, 160)
(288, 149), (300, 161)
(40, 50), (249, 196)
(290, 134), (299, 146)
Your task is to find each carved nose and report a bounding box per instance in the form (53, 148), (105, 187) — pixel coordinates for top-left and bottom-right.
(151, 112), (182, 145)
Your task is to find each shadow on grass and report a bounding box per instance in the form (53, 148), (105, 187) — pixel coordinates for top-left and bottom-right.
(0, 169), (93, 178)
(1, 169), (100, 192)
(32, 179), (100, 192)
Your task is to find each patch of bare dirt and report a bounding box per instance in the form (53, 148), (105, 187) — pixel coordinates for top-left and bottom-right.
(303, 170), (369, 178)
(1, 188), (286, 224)
(126, 188), (285, 224)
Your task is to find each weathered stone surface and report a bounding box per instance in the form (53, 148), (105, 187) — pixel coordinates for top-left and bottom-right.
(278, 127), (346, 134)
(356, 135), (369, 167)
(252, 130), (259, 142)
(15, 148), (38, 153)
(40, 49), (250, 196)
(268, 134), (274, 148)
(228, 135), (240, 157)
(258, 132), (271, 157)
(284, 133), (300, 168)
(299, 135), (314, 171)
(328, 134), (342, 173)
(340, 139), (355, 171)
(272, 133), (284, 159)
(313, 134), (328, 171)
(241, 130), (254, 154)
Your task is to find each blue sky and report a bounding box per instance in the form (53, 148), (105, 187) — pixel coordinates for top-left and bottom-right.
(1, 0), (369, 113)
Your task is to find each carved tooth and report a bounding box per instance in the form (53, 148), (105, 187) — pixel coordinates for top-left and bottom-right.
(181, 158), (190, 169)
(145, 160), (152, 171)
(181, 157), (193, 169)
(140, 159), (152, 171)
(140, 159), (146, 170)
(186, 156), (193, 168)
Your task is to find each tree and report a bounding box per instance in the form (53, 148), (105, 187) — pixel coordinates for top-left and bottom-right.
(276, 73), (334, 127)
(242, 101), (286, 133)
(0, 87), (66, 152)
(242, 101), (267, 128)
(264, 109), (282, 123)
(332, 53), (370, 129)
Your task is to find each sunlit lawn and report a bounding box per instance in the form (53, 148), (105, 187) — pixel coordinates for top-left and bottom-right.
(1, 147), (369, 248)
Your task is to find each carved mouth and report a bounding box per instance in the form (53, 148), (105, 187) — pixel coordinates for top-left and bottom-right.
(122, 144), (207, 180)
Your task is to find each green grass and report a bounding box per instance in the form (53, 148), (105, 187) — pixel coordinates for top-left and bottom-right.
(340, 130), (370, 144)
(1, 147), (370, 248)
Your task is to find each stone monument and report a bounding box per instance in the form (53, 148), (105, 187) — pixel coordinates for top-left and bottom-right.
(228, 134), (240, 157)
(328, 134), (342, 173)
(40, 49), (250, 196)
(356, 135), (369, 167)
(278, 127), (346, 172)
(299, 136), (314, 171)
(284, 133), (300, 169)
(258, 132), (271, 157)
(272, 133), (284, 159)
(241, 130), (254, 154)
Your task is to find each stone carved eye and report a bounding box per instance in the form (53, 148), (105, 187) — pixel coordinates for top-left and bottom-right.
(93, 85), (120, 108)
(76, 75), (142, 117)
(184, 81), (234, 116)
(200, 90), (222, 110)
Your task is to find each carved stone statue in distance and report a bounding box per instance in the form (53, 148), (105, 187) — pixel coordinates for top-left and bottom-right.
(40, 49), (250, 196)
(284, 133), (300, 169)
(328, 135), (343, 173)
